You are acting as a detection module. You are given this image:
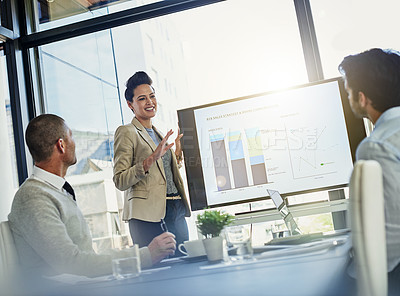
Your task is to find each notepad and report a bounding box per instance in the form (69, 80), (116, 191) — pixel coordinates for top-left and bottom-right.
(266, 232), (324, 245)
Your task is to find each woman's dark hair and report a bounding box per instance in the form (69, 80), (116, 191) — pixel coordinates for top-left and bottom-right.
(124, 71), (153, 102)
(338, 48), (400, 113)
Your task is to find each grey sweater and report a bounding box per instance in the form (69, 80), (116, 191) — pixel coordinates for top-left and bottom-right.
(8, 178), (152, 277)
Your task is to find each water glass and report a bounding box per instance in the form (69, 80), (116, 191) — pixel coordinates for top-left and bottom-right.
(225, 225), (253, 259)
(112, 244), (141, 280)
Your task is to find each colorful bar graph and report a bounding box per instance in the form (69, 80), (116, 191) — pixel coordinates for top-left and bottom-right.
(210, 134), (231, 190)
(228, 131), (249, 188)
(245, 128), (268, 185)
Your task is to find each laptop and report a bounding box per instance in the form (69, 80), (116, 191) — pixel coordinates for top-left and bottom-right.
(265, 189), (350, 245)
(267, 189), (301, 236)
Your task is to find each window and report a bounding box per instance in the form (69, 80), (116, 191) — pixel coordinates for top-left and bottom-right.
(0, 54), (19, 220)
(310, 0), (400, 79)
(35, 0), (330, 246)
(38, 30), (125, 250)
(171, 0), (307, 108)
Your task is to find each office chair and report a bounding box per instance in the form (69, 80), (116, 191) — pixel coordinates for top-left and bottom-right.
(0, 220), (19, 293)
(349, 160), (387, 296)
(0, 238), (4, 287)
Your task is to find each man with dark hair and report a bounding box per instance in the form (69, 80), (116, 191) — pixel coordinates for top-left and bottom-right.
(9, 114), (176, 278)
(25, 114), (71, 163)
(339, 48), (400, 294)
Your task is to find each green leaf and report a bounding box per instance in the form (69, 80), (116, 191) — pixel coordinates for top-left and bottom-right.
(196, 210), (234, 238)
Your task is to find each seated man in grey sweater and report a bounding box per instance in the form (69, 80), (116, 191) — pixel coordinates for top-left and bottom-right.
(8, 114), (176, 277)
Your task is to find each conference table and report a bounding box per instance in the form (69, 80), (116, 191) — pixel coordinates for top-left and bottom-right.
(45, 232), (352, 296)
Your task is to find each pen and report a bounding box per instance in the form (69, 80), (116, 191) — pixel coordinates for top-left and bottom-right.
(160, 218), (168, 232)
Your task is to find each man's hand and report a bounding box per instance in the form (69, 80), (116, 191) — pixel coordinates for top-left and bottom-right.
(148, 232), (176, 264)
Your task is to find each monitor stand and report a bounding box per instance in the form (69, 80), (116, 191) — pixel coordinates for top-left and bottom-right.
(328, 189), (347, 230)
(267, 189), (302, 236)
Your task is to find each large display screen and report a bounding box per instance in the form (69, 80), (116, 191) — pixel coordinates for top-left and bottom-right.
(178, 78), (366, 211)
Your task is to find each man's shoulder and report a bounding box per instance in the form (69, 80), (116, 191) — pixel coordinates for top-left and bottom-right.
(372, 113), (400, 139)
(357, 122), (400, 160)
(9, 178), (61, 223)
(18, 177), (50, 190)
(363, 118), (400, 150)
(14, 178), (57, 202)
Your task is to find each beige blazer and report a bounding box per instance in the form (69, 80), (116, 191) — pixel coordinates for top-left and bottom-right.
(113, 117), (191, 222)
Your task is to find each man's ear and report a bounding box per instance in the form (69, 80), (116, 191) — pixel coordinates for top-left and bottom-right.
(56, 138), (66, 153)
(358, 91), (368, 107)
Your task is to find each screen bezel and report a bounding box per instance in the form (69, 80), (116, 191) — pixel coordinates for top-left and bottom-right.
(178, 77), (367, 211)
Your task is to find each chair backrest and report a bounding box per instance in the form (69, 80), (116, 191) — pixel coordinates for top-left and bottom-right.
(0, 221), (19, 279)
(0, 238), (5, 286)
(349, 160), (387, 296)
(0, 220), (20, 295)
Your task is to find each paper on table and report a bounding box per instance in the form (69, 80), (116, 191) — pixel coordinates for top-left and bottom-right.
(160, 257), (182, 264)
(257, 239), (342, 259)
(141, 266), (171, 274)
(200, 238), (348, 270)
(44, 273), (114, 285)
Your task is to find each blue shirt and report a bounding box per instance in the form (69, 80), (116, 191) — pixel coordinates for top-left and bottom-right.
(356, 106), (400, 272)
(145, 127), (160, 146)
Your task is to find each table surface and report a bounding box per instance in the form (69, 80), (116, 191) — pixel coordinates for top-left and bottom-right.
(51, 233), (352, 296)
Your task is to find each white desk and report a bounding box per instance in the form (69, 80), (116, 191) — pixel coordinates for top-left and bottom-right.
(45, 234), (352, 296)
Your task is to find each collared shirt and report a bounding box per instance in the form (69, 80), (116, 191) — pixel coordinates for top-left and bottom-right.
(356, 106), (400, 272)
(32, 166), (74, 200)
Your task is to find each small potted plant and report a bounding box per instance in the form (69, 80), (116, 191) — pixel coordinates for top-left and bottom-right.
(197, 209), (234, 261)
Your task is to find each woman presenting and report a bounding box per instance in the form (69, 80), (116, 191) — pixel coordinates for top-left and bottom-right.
(113, 71), (191, 255)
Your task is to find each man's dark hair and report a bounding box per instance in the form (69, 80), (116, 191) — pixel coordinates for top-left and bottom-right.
(25, 114), (68, 162)
(124, 71), (153, 102)
(338, 48), (400, 113)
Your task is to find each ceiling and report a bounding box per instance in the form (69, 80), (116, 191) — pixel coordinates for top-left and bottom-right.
(38, 0), (131, 23)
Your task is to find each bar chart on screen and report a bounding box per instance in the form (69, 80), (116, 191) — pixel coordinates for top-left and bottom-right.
(182, 79), (359, 208)
(210, 128), (270, 192)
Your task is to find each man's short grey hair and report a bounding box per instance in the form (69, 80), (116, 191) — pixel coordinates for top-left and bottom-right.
(25, 114), (68, 162)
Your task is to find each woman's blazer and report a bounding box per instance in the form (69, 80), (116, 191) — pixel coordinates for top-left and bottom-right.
(113, 117), (191, 222)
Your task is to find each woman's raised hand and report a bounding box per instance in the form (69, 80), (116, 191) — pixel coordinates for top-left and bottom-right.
(143, 129), (174, 172)
(174, 127), (183, 157)
(154, 129), (174, 159)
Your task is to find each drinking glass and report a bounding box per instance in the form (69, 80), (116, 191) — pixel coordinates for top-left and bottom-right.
(224, 225), (253, 260)
(112, 244), (141, 280)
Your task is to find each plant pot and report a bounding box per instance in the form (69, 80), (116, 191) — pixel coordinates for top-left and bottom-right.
(202, 236), (224, 262)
